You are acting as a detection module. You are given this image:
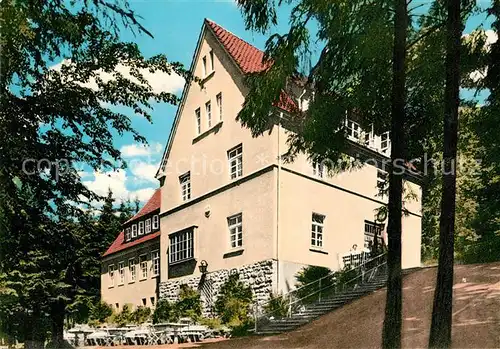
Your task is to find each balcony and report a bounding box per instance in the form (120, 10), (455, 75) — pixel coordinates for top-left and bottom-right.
(345, 119), (391, 157)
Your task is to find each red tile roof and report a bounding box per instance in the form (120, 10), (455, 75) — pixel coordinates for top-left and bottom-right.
(124, 188), (161, 224)
(205, 19), (297, 113)
(206, 19), (271, 74)
(102, 231), (160, 257)
(102, 189), (161, 257)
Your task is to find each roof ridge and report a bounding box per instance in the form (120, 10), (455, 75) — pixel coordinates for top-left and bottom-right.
(204, 18), (264, 54)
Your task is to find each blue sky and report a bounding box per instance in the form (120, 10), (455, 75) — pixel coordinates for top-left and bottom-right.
(81, 0), (495, 204)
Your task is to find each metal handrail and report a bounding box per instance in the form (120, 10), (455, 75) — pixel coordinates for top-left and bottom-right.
(257, 252), (386, 312)
(289, 259), (387, 308)
(254, 252), (387, 329)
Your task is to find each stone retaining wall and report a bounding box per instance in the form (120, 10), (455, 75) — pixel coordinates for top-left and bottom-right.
(159, 259), (276, 315)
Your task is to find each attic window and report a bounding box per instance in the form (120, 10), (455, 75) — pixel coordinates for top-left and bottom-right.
(210, 51), (214, 71)
(202, 56), (207, 77)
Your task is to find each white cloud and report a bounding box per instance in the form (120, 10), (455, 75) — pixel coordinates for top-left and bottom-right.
(484, 29), (498, 47)
(465, 30), (498, 83)
(82, 168), (157, 202)
(83, 169), (129, 199)
(120, 142), (163, 157)
(51, 60), (185, 94)
(129, 187), (156, 203)
(128, 159), (160, 184)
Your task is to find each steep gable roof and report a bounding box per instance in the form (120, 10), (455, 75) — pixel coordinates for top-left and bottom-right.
(205, 19), (271, 74)
(156, 19), (297, 178)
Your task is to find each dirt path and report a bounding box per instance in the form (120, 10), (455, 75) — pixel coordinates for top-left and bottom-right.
(101, 263), (500, 349)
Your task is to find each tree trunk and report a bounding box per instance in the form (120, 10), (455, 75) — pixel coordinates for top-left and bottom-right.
(428, 0), (461, 347)
(382, 0), (407, 348)
(24, 307), (46, 349)
(49, 301), (66, 349)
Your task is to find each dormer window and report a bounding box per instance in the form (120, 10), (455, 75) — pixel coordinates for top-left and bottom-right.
(138, 221), (144, 235)
(132, 224), (138, 238)
(125, 228), (131, 241)
(145, 218), (151, 234)
(152, 215), (159, 230)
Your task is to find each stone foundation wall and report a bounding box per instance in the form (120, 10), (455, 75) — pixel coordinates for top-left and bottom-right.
(159, 259), (276, 315)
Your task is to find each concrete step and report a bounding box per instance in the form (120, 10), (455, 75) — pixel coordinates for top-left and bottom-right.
(256, 270), (389, 334)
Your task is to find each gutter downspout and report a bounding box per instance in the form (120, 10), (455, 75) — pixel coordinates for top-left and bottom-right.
(276, 113), (282, 293)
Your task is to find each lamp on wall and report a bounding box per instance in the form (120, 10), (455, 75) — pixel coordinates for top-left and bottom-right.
(198, 260), (208, 274)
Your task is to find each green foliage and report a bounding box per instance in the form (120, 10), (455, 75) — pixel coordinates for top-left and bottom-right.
(132, 306), (152, 324)
(214, 273), (253, 328)
(263, 292), (289, 318)
(295, 265), (334, 303)
(152, 299), (176, 324)
(0, 0), (188, 343)
(89, 301), (113, 324)
(198, 317), (222, 330)
(111, 304), (134, 327)
(175, 285), (202, 321)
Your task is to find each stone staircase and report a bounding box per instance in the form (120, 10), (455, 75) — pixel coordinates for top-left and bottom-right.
(256, 267), (388, 334)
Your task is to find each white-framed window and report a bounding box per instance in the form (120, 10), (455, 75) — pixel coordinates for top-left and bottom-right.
(311, 213), (325, 248)
(206, 101), (212, 128)
(216, 93), (222, 120)
(108, 264), (115, 287)
(139, 254), (148, 279)
(210, 50), (214, 72)
(138, 221), (144, 235)
(228, 213), (243, 249)
(202, 56), (207, 77)
(152, 215), (159, 230)
(312, 159), (325, 178)
(195, 108), (201, 135)
(381, 132), (390, 154)
(128, 258), (136, 283)
(364, 220), (384, 248)
(132, 224), (138, 238)
(118, 261), (125, 285)
(169, 229), (194, 264)
(346, 119), (361, 140)
(151, 250), (160, 277)
(125, 228), (131, 241)
(228, 145), (243, 179)
(145, 218), (151, 233)
(179, 172), (191, 201)
(377, 169), (388, 195)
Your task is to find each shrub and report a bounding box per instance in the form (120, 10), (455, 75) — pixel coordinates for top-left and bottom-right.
(89, 301), (113, 324)
(198, 317), (222, 330)
(132, 306), (151, 324)
(295, 265), (334, 303)
(175, 284), (202, 321)
(214, 273), (253, 330)
(111, 304), (133, 327)
(263, 292), (289, 318)
(152, 299), (176, 324)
